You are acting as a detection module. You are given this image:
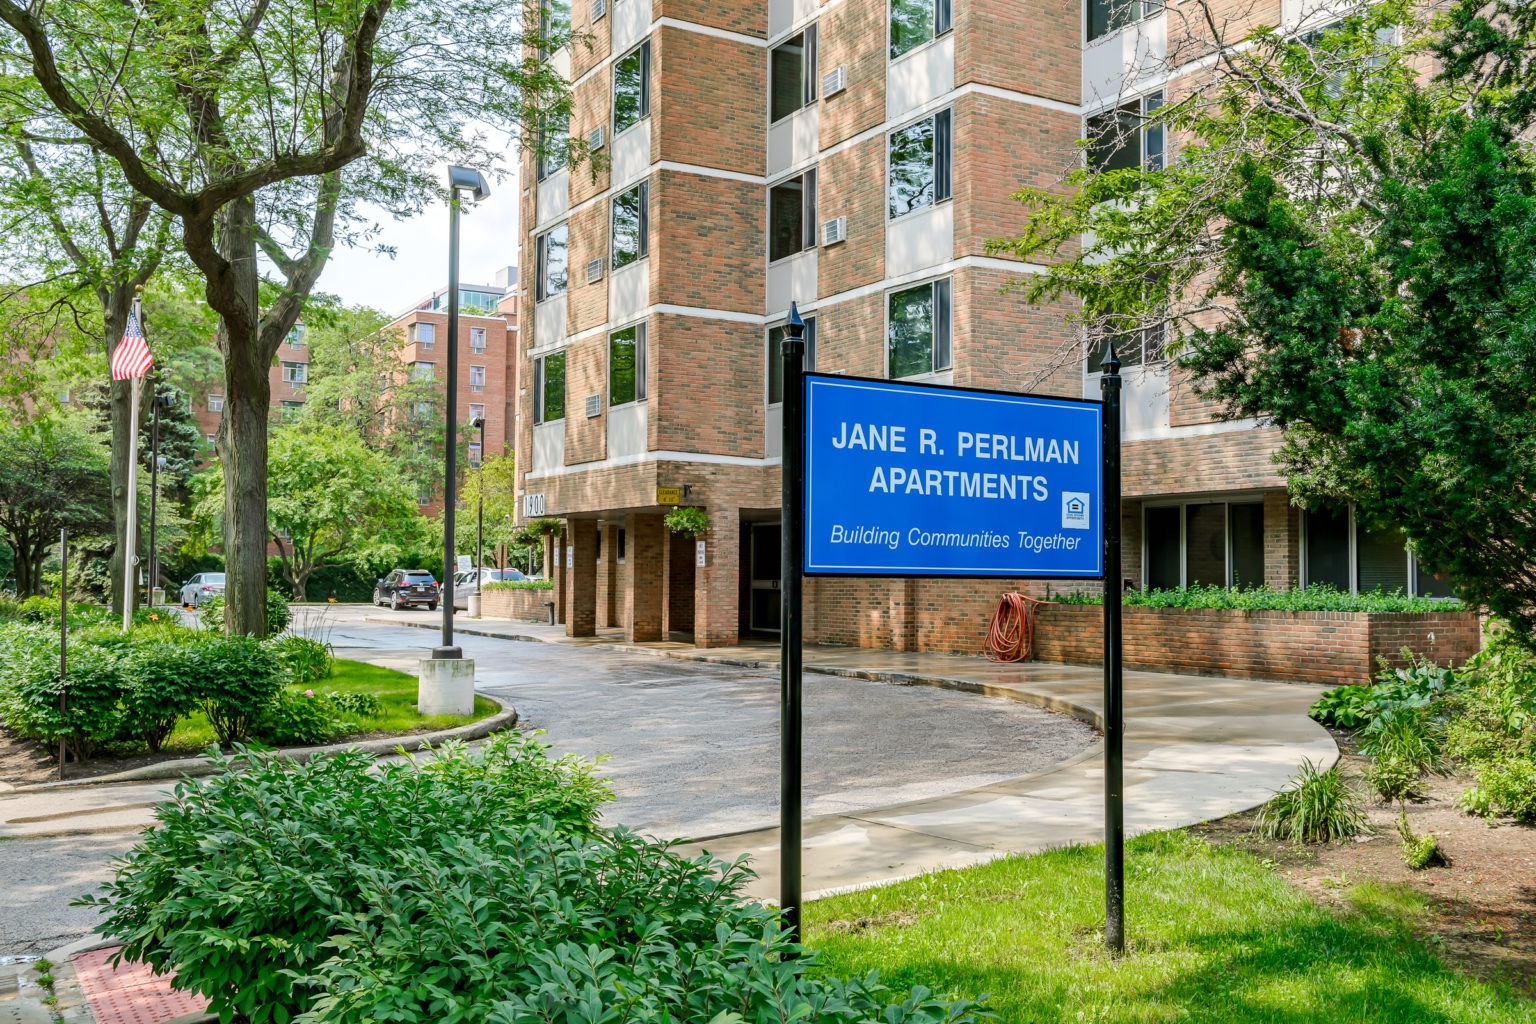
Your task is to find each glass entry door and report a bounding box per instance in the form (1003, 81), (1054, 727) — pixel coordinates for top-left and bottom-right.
(749, 523), (782, 632)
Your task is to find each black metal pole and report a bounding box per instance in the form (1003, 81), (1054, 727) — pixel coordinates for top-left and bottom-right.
(477, 419), (485, 596)
(148, 395), (160, 609)
(780, 302), (806, 941)
(58, 527), (67, 781)
(1100, 344), (1124, 955)
(437, 189), (463, 658)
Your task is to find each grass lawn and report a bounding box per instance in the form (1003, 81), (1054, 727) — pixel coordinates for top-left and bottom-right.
(163, 657), (497, 752)
(805, 830), (1535, 1024)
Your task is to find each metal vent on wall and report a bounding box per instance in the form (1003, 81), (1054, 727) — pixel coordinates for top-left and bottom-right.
(586, 259), (604, 284)
(820, 216), (847, 246)
(588, 126), (605, 150)
(585, 394), (602, 418)
(821, 65), (847, 97)
(592, 0), (606, 18)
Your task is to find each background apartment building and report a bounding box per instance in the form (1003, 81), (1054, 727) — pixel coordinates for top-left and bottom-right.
(516, 0), (1451, 651)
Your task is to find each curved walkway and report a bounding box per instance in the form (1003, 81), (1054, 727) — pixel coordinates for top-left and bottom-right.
(368, 613), (1339, 901)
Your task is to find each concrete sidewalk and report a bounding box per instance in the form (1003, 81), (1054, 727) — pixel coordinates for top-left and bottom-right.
(368, 612), (1337, 900)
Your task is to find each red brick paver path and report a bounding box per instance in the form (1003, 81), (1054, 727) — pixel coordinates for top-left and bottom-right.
(71, 947), (209, 1024)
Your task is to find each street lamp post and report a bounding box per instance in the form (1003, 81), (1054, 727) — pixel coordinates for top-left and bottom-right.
(473, 415), (486, 598)
(147, 392), (172, 608)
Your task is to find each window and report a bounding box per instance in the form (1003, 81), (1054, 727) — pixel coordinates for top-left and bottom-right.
(411, 322), (436, 348)
(206, 433), (217, 445)
(470, 327), (487, 353)
(1087, 91), (1164, 173)
(57, 388), (70, 404)
(1087, 0), (1163, 42)
(613, 41), (651, 135)
(888, 109), (951, 219)
(417, 484), (432, 506)
(280, 400), (304, 421)
(537, 110), (569, 180)
(540, 0), (570, 48)
(1086, 274), (1169, 371)
(536, 224), (568, 300)
(770, 26), (818, 123)
(611, 181), (649, 270)
(890, 0), (952, 59)
(766, 316), (817, 405)
(208, 394), (225, 412)
(412, 361), (434, 381)
(469, 402), (485, 422)
(470, 365), (486, 391)
(287, 324), (306, 347)
(1303, 507), (1453, 596)
(1142, 501), (1266, 590)
(415, 401), (434, 419)
(468, 442), (483, 467)
(609, 323), (648, 405)
(887, 279), (951, 378)
(533, 350), (567, 424)
(769, 169), (817, 263)
(282, 361), (307, 385)
(1304, 507), (1351, 591)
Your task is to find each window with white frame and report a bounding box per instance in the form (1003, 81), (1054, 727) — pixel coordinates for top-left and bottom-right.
(888, 109), (952, 220)
(282, 361), (307, 385)
(1302, 507), (1455, 597)
(415, 401), (434, 419)
(613, 41), (651, 135)
(533, 350), (567, 424)
(470, 365), (486, 391)
(468, 441), (483, 467)
(1086, 275), (1169, 371)
(770, 26), (818, 123)
(890, 0), (952, 58)
(1087, 91), (1164, 173)
(469, 402), (485, 422)
(412, 361), (434, 381)
(470, 326), (487, 353)
(411, 322), (436, 348)
(208, 394), (225, 412)
(536, 223), (568, 300)
(766, 316), (817, 405)
(287, 324), (306, 347)
(1087, 0), (1164, 43)
(887, 279), (950, 378)
(537, 109), (569, 180)
(608, 323), (647, 406)
(611, 181), (649, 270)
(206, 433), (217, 445)
(417, 483), (432, 506)
(769, 169), (817, 263)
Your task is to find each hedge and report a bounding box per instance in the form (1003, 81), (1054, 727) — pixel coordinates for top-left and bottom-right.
(1050, 583), (1460, 613)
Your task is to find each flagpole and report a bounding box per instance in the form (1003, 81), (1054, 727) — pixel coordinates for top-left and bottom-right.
(121, 299), (142, 632)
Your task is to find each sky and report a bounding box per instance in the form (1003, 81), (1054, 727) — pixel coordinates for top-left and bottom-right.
(317, 175), (521, 316)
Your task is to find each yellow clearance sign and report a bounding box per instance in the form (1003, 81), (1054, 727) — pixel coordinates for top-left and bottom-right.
(656, 486), (682, 505)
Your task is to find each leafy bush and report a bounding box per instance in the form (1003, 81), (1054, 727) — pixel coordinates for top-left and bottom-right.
(198, 590), (291, 636)
(663, 504), (711, 537)
(2, 596), (112, 627)
(323, 690), (381, 718)
(482, 578), (553, 591)
(1360, 713), (1444, 776)
(7, 642), (126, 762)
(83, 734), (613, 1023)
(120, 641), (204, 752)
(1396, 812), (1448, 869)
(1052, 583), (1460, 613)
(1459, 757), (1536, 823)
(268, 634), (332, 686)
(197, 635), (288, 744)
(256, 689), (348, 746)
(1310, 657), (1457, 730)
(1255, 761), (1369, 843)
(1365, 754), (1422, 803)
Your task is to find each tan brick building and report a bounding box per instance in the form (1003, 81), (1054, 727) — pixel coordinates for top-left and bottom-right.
(515, 0), (1451, 651)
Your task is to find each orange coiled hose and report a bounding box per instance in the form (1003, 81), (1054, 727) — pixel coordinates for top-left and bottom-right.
(985, 592), (1052, 663)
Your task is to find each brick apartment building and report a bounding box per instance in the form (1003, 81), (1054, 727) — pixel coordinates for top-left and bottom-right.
(514, 0), (1452, 650)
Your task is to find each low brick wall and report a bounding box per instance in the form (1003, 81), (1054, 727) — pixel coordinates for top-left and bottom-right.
(1028, 604), (1480, 686)
(481, 587), (556, 623)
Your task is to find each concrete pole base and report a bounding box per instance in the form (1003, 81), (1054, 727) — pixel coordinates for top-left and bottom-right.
(467, 593), (482, 618)
(418, 657), (476, 717)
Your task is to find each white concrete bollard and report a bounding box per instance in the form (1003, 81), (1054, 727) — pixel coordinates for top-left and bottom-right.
(418, 657), (477, 717)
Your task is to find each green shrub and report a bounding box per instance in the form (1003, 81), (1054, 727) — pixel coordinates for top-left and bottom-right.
(1359, 713), (1445, 801)
(120, 641), (204, 752)
(1310, 657), (1457, 732)
(197, 635), (288, 744)
(7, 643), (126, 762)
(323, 690), (381, 718)
(1365, 753), (1422, 803)
(1459, 757), (1536, 822)
(482, 578), (554, 591)
(1051, 583), (1459, 613)
(256, 689), (348, 746)
(82, 733), (613, 1023)
(1256, 761), (1370, 843)
(268, 634), (332, 687)
(198, 590), (291, 636)
(1396, 812), (1448, 869)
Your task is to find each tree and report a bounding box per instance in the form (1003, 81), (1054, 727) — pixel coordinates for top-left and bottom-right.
(0, 415), (111, 595)
(0, 0), (570, 634)
(451, 447), (518, 560)
(196, 423), (420, 601)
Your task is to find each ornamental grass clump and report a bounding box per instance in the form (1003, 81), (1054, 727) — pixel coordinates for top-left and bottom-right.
(1256, 761), (1369, 843)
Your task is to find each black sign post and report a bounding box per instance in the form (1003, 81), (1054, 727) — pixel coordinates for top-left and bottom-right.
(779, 302), (807, 941)
(1100, 345), (1124, 955)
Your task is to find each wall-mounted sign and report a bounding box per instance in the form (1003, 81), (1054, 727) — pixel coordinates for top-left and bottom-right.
(696, 540), (707, 567)
(656, 486), (682, 506)
(803, 374), (1103, 578)
(523, 493), (546, 517)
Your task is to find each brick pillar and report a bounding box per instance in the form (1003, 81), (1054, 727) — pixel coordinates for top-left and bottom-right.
(597, 523), (620, 628)
(889, 578), (917, 651)
(567, 519), (598, 637)
(551, 530), (567, 625)
(1121, 499), (1143, 591)
(1264, 492), (1301, 589)
(624, 512), (665, 642)
(693, 506), (740, 648)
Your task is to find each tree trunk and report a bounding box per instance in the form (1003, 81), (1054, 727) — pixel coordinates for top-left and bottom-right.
(103, 299), (142, 617)
(211, 198), (270, 637)
(291, 567), (309, 603)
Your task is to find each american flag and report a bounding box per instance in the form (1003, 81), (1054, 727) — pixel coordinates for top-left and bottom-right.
(110, 310), (153, 380)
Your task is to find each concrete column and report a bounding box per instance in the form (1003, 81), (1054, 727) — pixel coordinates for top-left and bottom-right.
(623, 512), (666, 642)
(598, 523), (620, 628)
(692, 506), (740, 648)
(567, 519), (598, 637)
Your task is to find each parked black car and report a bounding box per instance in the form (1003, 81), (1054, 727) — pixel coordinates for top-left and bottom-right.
(373, 569), (440, 611)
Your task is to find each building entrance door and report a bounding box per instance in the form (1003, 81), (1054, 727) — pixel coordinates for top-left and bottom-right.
(749, 523), (781, 633)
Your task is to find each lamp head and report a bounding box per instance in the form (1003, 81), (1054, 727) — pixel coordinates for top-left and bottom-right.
(472, 416), (486, 429)
(1099, 340), (1122, 376)
(448, 165), (491, 202)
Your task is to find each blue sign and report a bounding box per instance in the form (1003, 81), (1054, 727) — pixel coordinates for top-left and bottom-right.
(803, 374), (1103, 578)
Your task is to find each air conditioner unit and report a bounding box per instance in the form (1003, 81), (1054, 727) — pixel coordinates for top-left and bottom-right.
(592, 0), (606, 18)
(820, 215), (847, 246)
(821, 65), (847, 97)
(586, 258), (604, 284)
(588, 126), (605, 150)
(585, 394), (602, 418)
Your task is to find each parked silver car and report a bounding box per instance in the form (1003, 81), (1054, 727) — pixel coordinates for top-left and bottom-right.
(178, 572), (225, 608)
(452, 567), (527, 609)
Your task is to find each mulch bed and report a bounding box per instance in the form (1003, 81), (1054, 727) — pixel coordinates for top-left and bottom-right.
(1191, 744), (1536, 995)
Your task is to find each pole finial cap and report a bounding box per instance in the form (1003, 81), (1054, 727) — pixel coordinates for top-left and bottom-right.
(1099, 341), (1122, 376)
(787, 300), (805, 339)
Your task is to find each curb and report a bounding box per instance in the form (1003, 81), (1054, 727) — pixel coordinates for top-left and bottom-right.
(366, 615), (1105, 730)
(8, 693), (517, 792)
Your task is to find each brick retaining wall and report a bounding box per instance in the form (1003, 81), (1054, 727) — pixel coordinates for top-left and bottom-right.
(481, 587), (555, 623)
